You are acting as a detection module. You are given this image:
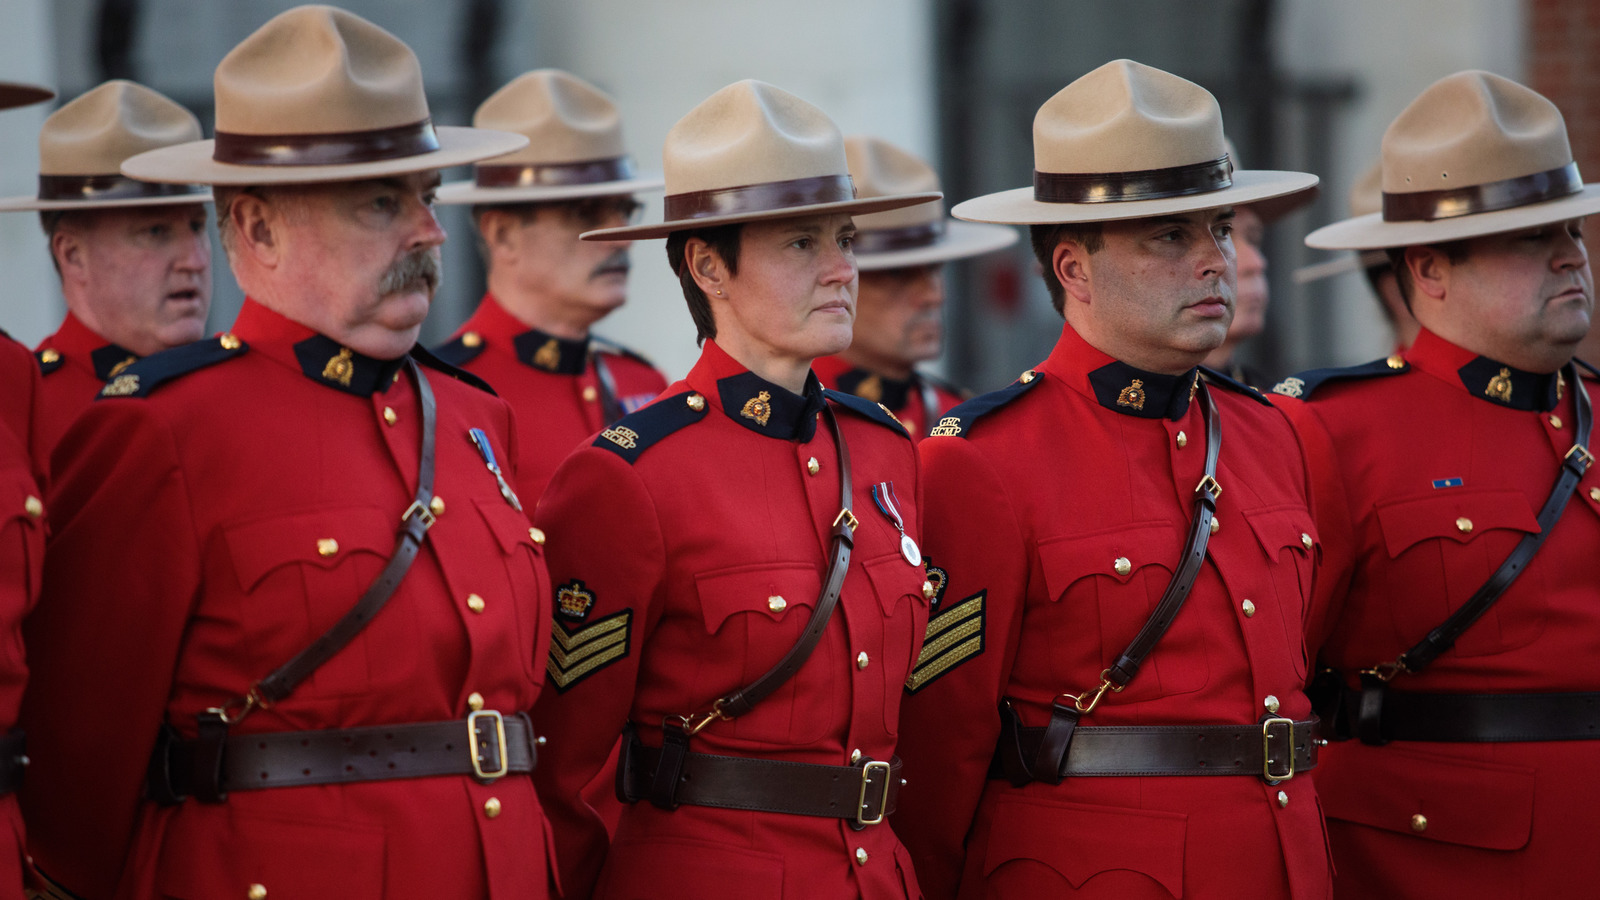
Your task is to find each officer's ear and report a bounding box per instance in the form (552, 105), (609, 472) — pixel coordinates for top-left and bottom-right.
(1052, 238), (1094, 307)
(49, 219), (89, 286)
(227, 190), (287, 267)
(685, 237), (730, 300)
(1402, 245), (1451, 304)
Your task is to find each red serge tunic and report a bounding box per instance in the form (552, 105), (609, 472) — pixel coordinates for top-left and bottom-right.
(894, 323), (1330, 900)
(19, 300), (555, 900)
(0, 334), (43, 899)
(31, 312), (142, 469)
(531, 340), (929, 900)
(813, 354), (966, 441)
(1275, 329), (1600, 899)
(436, 294), (667, 508)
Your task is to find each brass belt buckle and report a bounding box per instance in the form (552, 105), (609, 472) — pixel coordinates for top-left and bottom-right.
(468, 710), (509, 781)
(856, 759), (893, 827)
(1262, 717), (1296, 782)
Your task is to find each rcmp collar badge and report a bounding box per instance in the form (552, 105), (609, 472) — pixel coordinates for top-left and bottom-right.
(1117, 378), (1147, 411)
(741, 390), (773, 426)
(323, 347), (355, 387)
(532, 338), (561, 371)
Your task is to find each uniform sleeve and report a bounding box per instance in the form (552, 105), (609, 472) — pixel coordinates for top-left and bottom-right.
(19, 402), (202, 897)
(892, 435), (1028, 900)
(530, 446), (666, 900)
(1272, 396), (1357, 661)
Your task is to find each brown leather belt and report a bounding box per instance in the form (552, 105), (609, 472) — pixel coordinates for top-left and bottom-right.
(0, 731), (24, 795)
(149, 712), (535, 803)
(618, 726), (900, 828)
(990, 717), (1319, 783)
(1320, 685), (1600, 743)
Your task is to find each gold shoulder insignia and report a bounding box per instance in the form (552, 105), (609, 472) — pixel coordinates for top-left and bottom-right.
(905, 590), (986, 694)
(323, 347), (355, 387)
(600, 425), (639, 449)
(741, 390), (772, 426)
(100, 373), (141, 397)
(929, 416), (963, 437)
(547, 608), (633, 692)
(877, 402), (906, 430)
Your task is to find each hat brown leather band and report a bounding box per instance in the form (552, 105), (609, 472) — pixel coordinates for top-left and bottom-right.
(1383, 161), (1582, 222)
(1034, 155), (1233, 204)
(663, 174), (856, 222)
(213, 118), (440, 166)
(37, 173), (206, 202)
(853, 220), (946, 254)
(475, 156), (635, 188)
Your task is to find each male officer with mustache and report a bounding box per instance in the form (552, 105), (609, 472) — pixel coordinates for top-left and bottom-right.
(435, 70), (667, 507)
(18, 8), (558, 898)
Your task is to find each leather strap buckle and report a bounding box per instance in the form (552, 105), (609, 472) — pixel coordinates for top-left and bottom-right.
(1262, 717), (1297, 782)
(856, 759), (893, 827)
(468, 710), (509, 781)
(1565, 443), (1595, 473)
(401, 499), (438, 532)
(1195, 474), (1223, 502)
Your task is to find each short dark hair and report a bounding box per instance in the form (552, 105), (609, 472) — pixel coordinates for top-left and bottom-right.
(1030, 222), (1104, 316)
(1386, 241), (1470, 311)
(666, 223), (743, 344)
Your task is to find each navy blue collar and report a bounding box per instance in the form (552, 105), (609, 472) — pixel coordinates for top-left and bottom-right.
(716, 369), (828, 441)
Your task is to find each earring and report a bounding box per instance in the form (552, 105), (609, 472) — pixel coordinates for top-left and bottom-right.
(715, 289), (724, 296)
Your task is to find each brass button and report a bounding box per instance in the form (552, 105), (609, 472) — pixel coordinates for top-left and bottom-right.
(536, 735), (547, 746)
(1455, 517), (1473, 534)
(767, 595), (786, 613)
(687, 393), (706, 412)
(316, 538), (338, 557)
(1241, 599), (1256, 617)
(220, 333), (241, 350)
(23, 496), (42, 519)
(462, 331), (482, 348)
(429, 496), (445, 516)
(1591, 487), (1600, 502)
(1019, 369), (1037, 384)
(1386, 354), (1405, 370)
(468, 691), (485, 712)
(1176, 430), (1188, 448)
(528, 527), (546, 545)
(383, 406), (398, 426)
(849, 748), (862, 764)
(1550, 415), (1563, 429)
(1210, 518), (1220, 535)
(1264, 695), (1280, 714)
(467, 593), (486, 614)
(1300, 533), (1313, 550)
(582, 386), (598, 402)
(1277, 790), (1290, 808)
(921, 580), (935, 599)
(248, 885), (267, 900)
(1113, 557), (1132, 576)
(807, 457), (820, 475)
(484, 797), (502, 818)
(857, 651), (870, 670)
(855, 847), (869, 866)
(39, 348), (60, 364)
(1411, 813), (1428, 832)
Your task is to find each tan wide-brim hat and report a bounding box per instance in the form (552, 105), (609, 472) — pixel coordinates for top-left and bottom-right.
(0, 82), (53, 111)
(953, 60), (1317, 226)
(1227, 138), (1319, 224)
(1294, 160), (1389, 283)
(121, 5), (525, 186)
(1307, 71), (1600, 250)
(436, 69), (663, 206)
(0, 80), (211, 211)
(582, 80), (940, 241)
(845, 135), (1017, 270)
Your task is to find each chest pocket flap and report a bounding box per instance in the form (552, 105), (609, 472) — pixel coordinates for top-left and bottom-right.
(862, 553), (926, 616)
(225, 506), (395, 592)
(1242, 506), (1318, 559)
(1376, 489), (1538, 559)
(694, 563), (821, 635)
(1038, 522), (1176, 601)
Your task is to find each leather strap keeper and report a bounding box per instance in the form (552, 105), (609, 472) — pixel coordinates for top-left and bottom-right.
(618, 727), (901, 827)
(990, 717), (1319, 782)
(1330, 685), (1600, 743)
(149, 712), (535, 803)
(0, 731), (25, 795)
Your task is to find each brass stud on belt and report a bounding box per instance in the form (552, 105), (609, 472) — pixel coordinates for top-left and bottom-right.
(849, 749), (862, 764)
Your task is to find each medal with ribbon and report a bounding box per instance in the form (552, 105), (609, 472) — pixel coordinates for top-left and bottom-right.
(469, 427), (523, 511)
(870, 481), (921, 566)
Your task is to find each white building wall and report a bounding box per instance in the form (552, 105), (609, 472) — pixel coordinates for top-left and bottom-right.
(0, 0), (60, 347)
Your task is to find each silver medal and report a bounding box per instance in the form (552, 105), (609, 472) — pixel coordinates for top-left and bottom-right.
(900, 532), (922, 567)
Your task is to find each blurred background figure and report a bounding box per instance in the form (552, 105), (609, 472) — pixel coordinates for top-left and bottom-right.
(814, 136), (1015, 436)
(0, 80), (211, 468)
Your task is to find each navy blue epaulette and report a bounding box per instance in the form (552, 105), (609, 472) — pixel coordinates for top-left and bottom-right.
(34, 347), (63, 375)
(411, 344), (497, 396)
(1269, 355), (1410, 401)
(824, 389), (910, 439)
(592, 390), (708, 463)
(1574, 357), (1598, 380)
(1199, 366), (1272, 406)
(96, 334), (248, 399)
(589, 334), (657, 369)
(925, 369), (1045, 439)
(431, 333), (487, 367)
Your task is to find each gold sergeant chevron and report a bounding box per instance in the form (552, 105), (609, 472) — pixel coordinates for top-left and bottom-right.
(547, 608), (633, 692)
(904, 591), (986, 693)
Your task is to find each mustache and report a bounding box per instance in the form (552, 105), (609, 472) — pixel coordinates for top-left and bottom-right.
(590, 249), (630, 279)
(379, 249), (441, 297)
